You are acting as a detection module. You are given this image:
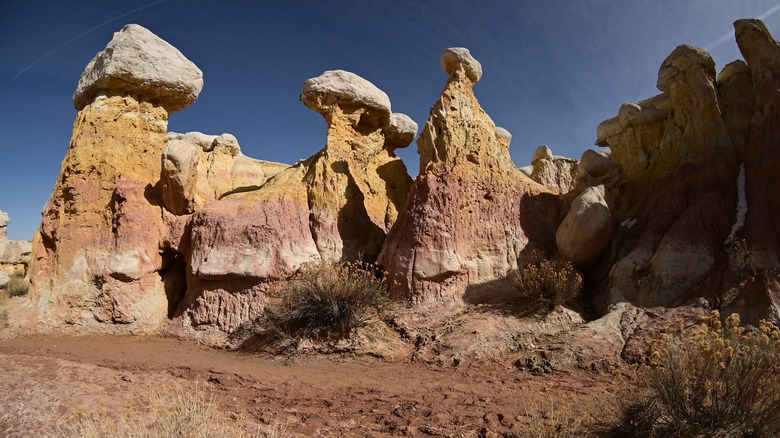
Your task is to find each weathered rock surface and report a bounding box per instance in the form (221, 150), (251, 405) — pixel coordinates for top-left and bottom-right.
(556, 185), (617, 269)
(170, 70), (414, 338)
(30, 25), (201, 333)
(529, 145), (578, 194)
(595, 31), (762, 311)
(160, 132), (289, 215)
(0, 211), (32, 286)
(73, 24), (203, 113)
(379, 48), (554, 304)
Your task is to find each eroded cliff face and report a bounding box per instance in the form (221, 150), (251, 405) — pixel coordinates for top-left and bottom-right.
(379, 48), (556, 304)
(29, 24), (203, 333)
(169, 70), (414, 339)
(590, 20), (780, 324)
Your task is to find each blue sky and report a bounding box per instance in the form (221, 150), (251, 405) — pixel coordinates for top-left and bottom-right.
(1, 1), (778, 240)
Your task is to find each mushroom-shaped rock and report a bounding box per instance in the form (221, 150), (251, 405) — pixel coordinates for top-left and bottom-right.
(657, 44), (716, 92)
(532, 145), (554, 162)
(441, 47), (482, 83)
(73, 24), (203, 113)
(0, 210), (9, 232)
(301, 70), (391, 120)
(495, 127), (512, 148)
(384, 113), (418, 150)
(556, 185), (617, 269)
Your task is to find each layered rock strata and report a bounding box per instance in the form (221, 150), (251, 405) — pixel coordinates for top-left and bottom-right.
(30, 24), (203, 332)
(171, 70), (414, 337)
(160, 132), (289, 215)
(528, 145), (578, 194)
(0, 211), (32, 286)
(379, 48), (554, 304)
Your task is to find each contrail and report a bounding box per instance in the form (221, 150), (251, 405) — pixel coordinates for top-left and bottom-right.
(4, 0), (166, 87)
(705, 3), (780, 52)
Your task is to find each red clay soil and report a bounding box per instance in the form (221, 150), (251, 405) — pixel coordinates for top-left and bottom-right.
(0, 335), (626, 437)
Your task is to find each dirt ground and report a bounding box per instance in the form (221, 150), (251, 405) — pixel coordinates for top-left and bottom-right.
(0, 333), (630, 437)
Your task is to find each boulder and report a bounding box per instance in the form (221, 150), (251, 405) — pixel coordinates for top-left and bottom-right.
(160, 132), (289, 215)
(378, 48), (555, 304)
(529, 145), (578, 194)
(73, 24), (203, 113)
(30, 25), (202, 333)
(171, 70), (413, 340)
(556, 185), (617, 269)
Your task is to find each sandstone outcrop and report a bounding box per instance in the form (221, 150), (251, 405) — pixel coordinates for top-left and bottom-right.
(528, 145), (578, 194)
(30, 24), (203, 332)
(594, 29), (767, 311)
(73, 24), (203, 113)
(0, 211), (32, 286)
(379, 47), (554, 304)
(160, 132), (289, 215)
(170, 70), (414, 338)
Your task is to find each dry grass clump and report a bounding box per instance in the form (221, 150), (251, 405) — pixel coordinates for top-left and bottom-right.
(607, 311), (780, 437)
(0, 290), (8, 328)
(66, 383), (283, 437)
(269, 261), (390, 340)
(4, 272), (29, 297)
(512, 251), (582, 314)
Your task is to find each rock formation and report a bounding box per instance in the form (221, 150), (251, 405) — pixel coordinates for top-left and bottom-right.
(29, 24), (203, 332)
(0, 211), (32, 286)
(379, 48), (555, 304)
(556, 185), (617, 270)
(593, 23), (780, 312)
(160, 132), (288, 215)
(528, 145), (578, 194)
(168, 70), (414, 338)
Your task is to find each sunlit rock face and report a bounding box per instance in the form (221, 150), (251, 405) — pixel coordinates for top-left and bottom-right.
(30, 24), (202, 333)
(379, 47), (556, 304)
(160, 132), (289, 215)
(169, 69), (415, 340)
(528, 145), (578, 194)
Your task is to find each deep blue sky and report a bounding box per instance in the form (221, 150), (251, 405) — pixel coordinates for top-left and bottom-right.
(1, 1), (779, 240)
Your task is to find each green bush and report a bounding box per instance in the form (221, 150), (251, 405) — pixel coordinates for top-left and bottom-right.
(269, 262), (390, 340)
(512, 252), (582, 313)
(5, 272), (29, 297)
(608, 311), (780, 437)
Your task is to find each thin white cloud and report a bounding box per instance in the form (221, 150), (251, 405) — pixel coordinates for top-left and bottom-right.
(705, 3), (780, 52)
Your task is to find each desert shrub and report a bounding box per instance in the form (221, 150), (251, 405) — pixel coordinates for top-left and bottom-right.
(512, 253), (582, 313)
(608, 311), (780, 437)
(4, 272), (29, 297)
(269, 261), (390, 340)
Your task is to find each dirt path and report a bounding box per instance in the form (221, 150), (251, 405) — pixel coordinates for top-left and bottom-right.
(0, 335), (623, 437)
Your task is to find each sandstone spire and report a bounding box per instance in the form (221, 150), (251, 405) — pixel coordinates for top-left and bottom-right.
(379, 48), (554, 304)
(30, 24), (203, 332)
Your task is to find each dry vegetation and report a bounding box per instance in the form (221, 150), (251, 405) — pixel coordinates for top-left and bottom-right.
(512, 251), (583, 314)
(4, 272), (29, 297)
(606, 311), (780, 437)
(63, 383), (287, 438)
(268, 261), (391, 341)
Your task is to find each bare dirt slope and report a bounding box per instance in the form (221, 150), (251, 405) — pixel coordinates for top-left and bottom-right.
(0, 334), (623, 437)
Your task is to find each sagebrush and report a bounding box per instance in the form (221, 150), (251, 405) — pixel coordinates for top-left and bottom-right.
(4, 272), (29, 297)
(608, 311), (780, 437)
(269, 262), (390, 340)
(512, 252), (582, 313)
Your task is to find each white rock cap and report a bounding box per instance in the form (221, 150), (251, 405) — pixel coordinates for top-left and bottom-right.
(384, 113), (418, 150)
(0, 210), (9, 228)
(301, 70), (392, 116)
(532, 145), (554, 162)
(441, 47), (482, 83)
(495, 127), (512, 147)
(73, 24), (204, 113)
